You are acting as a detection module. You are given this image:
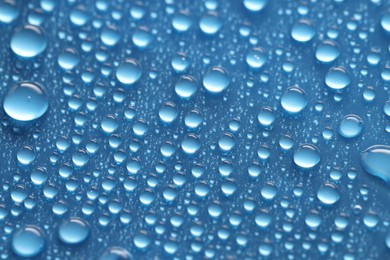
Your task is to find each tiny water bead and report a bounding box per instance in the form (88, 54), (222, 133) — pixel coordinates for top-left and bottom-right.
(291, 20), (316, 43)
(325, 66), (351, 90)
(116, 59), (142, 85)
(315, 40), (340, 64)
(360, 145), (390, 186)
(243, 0), (268, 12)
(58, 218), (90, 245)
(280, 86), (307, 114)
(317, 183), (340, 205)
(246, 47), (267, 69)
(11, 225), (45, 258)
(202, 66), (230, 94)
(10, 24), (47, 58)
(338, 114), (364, 139)
(175, 75), (197, 99)
(3, 81), (49, 122)
(293, 144), (321, 169)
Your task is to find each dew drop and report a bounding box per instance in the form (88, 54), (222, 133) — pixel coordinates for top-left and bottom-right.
(291, 20), (316, 43)
(181, 133), (201, 155)
(246, 47), (267, 69)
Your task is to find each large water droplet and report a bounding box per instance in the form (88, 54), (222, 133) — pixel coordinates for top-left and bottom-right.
(325, 66), (350, 90)
(175, 75), (197, 99)
(0, 0), (19, 24)
(293, 144), (321, 169)
(3, 81), (49, 122)
(58, 218), (90, 245)
(360, 145), (390, 186)
(199, 12), (222, 35)
(381, 13), (390, 34)
(280, 86), (307, 114)
(291, 20), (316, 43)
(116, 59), (142, 85)
(338, 114), (363, 139)
(202, 66), (230, 94)
(181, 133), (201, 155)
(10, 24), (47, 58)
(99, 247), (133, 260)
(11, 225), (45, 258)
(316, 182), (340, 205)
(246, 47), (267, 69)
(243, 0), (268, 12)
(315, 40), (340, 64)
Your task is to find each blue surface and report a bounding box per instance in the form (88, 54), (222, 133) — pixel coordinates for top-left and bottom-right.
(1, 0), (390, 259)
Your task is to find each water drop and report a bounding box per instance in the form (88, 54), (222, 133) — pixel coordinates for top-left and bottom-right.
(381, 13), (390, 34)
(181, 133), (201, 155)
(360, 145), (390, 186)
(325, 66), (350, 90)
(11, 225), (45, 258)
(3, 81), (49, 122)
(246, 47), (267, 69)
(175, 75), (197, 99)
(243, 0), (268, 12)
(293, 144), (321, 169)
(158, 102), (178, 124)
(291, 20), (316, 43)
(338, 114), (363, 138)
(317, 183), (340, 205)
(58, 48), (79, 70)
(99, 247), (133, 260)
(203, 66), (230, 94)
(10, 25), (47, 58)
(280, 86), (307, 114)
(116, 59), (142, 85)
(199, 12), (222, 35)
(17, 146), (36, 165)
(315, 40), (340, 64)
(58, 218), (90, 245)
(172, 11), (193, 32)
(257, 107), (275, 127)
(0, 0), (19, 24)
